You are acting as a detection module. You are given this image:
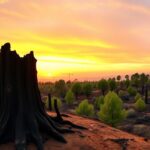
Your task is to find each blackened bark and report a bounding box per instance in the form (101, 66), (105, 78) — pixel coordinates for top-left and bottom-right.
(0, 43), (85, 150)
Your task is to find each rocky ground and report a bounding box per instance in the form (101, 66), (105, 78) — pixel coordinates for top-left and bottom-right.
(0, 113), (150, 150)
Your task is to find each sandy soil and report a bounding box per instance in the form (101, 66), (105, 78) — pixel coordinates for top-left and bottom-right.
(0, 113), (150, 150)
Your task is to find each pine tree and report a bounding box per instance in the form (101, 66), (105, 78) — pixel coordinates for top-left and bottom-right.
(98, 92), (126, 126)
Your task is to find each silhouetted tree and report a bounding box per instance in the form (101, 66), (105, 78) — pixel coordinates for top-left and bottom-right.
(145, 84), (148, 104)
(125, 74), (129, 80)
(139, 73), (148, 95)
(98, 79), (108, 95)
(131, 73), (140, 88)
(82, 82), (92, 97)
(55, 79), (67, 98)
(117, 75), (121, 82)
(72, 82), (81, 99)
(108, 79), (117, 91)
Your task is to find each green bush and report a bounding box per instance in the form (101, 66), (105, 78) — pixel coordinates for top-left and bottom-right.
(127, 86), (137, 96)
(98, 91), (126, 127)
(65, 89), (75, 105)
(135, 93), (142, 101)
(76, 99), (94, 117)
(134, 98), (146, 111)
(94, 96), (104, 109)
(44, 96), (62, 110)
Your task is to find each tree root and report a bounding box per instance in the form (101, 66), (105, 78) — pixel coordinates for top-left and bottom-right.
(52, 99), (87, 130)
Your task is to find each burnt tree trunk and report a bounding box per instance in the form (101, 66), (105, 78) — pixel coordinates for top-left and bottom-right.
(0, 43), (85, 150)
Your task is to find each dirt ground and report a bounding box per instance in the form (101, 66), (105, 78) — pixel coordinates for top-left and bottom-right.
(0, 112), (150, 150)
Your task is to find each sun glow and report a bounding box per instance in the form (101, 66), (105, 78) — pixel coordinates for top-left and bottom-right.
(0, 0), (150, 81)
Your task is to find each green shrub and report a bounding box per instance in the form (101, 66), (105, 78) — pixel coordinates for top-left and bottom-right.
(94, 96), (104, 109)
(135, 93), (142, 101)
(45, 96), (62, 110)
(98, 91), (126, 127)
(127, 86), (137, 96)
(65, 89), (75, 105)
(76, 99), (94, 117)
(134, 98), (146, 111)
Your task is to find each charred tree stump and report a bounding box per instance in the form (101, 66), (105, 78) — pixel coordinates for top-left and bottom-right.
(0, 43), (85, 150)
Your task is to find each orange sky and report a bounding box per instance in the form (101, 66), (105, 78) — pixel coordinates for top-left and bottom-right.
(0, 0), (150, 81)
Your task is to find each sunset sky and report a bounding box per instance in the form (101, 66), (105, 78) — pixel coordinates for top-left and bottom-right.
(0, 0), (150, 81)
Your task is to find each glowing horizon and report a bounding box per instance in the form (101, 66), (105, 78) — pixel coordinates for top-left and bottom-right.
(0, 0), (150, 81)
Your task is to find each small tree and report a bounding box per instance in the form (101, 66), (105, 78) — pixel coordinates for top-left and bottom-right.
(65, 89), (75, 105)
(134, 98), (146, 111)
(55, 79), (67, 98)
(127, 86), (137, 97)
(83, 82), (92, 97)
(108, 79), (117, 91)
(125, 74), (129, 80)
(135, 93), (142, 101)
(76, 100), (94, 117)
(131, 73), (140, 88)
(117, 75), (121, 82)
(140, 73), (148, 95)
(98, 92), (126, 127)
(98, 79), (108, 95)
(125, 79), (130, 88)
(94, 96), (104, 109)
(72, 82), (82, 99)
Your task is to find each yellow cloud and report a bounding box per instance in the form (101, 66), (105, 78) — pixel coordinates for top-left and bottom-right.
(0, 0), (8, 4)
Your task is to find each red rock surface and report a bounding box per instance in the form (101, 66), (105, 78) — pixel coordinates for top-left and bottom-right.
(0, 113), (150, 150)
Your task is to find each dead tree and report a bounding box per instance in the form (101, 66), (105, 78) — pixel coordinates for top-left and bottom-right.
(0, 43), (86, 150)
